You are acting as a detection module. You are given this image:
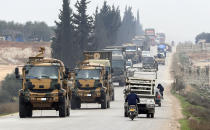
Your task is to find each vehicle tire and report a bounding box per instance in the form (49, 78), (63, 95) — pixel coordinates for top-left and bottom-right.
(59, 97), (66, 117)
(107, 100), (110, 108)
(158, 103), (161, 107)
(112, 90), (115, 101)
(19, 96), (27, 118)
(76, 99), (81, 109)
(151, 113), (154, 118)
(26, 104), (32, 117)
(66, 106), (70, 117)
(101, 95), (107, 109)
(124, 111), (128, 117)
(146, 113), (150, 118)
(130, 113), (135, 120)
(66, 97), (70, 116)
(71, 97), (77, 110)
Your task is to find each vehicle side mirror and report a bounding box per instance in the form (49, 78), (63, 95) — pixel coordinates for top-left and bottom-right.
(15, 68), (20, 79)
(105, 71), (109, 79)
(64, 67), (70, 79)
(65, 67), (69, 75)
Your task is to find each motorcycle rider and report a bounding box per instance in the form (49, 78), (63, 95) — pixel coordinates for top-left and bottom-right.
(157, 83), (164, 98)
(125, 91), (140, 106)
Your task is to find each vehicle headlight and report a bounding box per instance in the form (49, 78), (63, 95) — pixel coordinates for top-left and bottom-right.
(147, 104), (155, 108)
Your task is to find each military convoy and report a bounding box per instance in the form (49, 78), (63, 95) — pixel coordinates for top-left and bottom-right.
(15, 48), (71, 118)
(13, 27), (169, 119)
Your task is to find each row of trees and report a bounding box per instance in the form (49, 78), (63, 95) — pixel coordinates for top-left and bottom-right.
(0, 21), (53, 42)
(52, 0), (143, 68)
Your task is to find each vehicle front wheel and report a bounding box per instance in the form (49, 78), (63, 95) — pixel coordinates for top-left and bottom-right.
(59, 97), (66, 117)
(101, 95), (107, 109)
(151, 113), (154, 118)
(158, 103), (161, 107)
(19, 96), (27, 118)
(146, 113), (150, 118)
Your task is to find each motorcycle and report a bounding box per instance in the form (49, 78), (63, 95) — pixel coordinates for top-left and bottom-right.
(128, 105), (138, 120)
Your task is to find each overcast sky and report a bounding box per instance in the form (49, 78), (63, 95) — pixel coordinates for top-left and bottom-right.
(0, 0), (210, 43)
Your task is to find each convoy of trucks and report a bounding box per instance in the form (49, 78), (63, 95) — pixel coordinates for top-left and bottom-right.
(14, 28), (169, 119)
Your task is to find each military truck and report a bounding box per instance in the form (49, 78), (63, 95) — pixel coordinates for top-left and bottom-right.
(142, 56), (158, 71)
(124, 68), (156, 118)
(83, 51), (114, 100)
(15, 47), (71, 118)
(123, 43), (141, 64)
(155, 53), (166, 65)
(103, 48), (126, 87)
(71, 53), (112, 109)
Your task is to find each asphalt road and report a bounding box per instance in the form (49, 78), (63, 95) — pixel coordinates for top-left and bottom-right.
(0, 47), (181, 130)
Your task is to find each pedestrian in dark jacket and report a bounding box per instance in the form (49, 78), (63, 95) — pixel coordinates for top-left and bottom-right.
(125, 92), (140, 105)
(157, 84), (164, 97)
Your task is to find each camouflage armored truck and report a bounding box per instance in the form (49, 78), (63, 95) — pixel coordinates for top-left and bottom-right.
(15, 47), (71, 118)
(83, 51), (114, 101)
(123, 43), (141, 64)
(71, 60), (111, 109)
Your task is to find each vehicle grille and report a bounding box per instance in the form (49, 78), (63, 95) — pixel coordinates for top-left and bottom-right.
(29, 89), (54, 93)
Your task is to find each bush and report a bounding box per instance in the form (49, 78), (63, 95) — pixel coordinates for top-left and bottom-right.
(0, 73), (21, 103)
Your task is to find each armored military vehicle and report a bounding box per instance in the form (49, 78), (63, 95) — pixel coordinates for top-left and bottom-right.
(71, 59), (111, 109)
(15, 47), (71, 118)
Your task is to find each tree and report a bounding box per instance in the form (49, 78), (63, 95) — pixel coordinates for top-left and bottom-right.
(51, 0), (79, 68)
(135, 10), (143, 35)
(93, 2), (121, 49)
(117, 6), (136, 44)
(195, 32), (210, 43)
(0, 20), (53, 42)
(73, 0), (93, 51)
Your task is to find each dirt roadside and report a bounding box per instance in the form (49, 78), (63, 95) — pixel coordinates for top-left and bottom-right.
(162, 50), (183, 130)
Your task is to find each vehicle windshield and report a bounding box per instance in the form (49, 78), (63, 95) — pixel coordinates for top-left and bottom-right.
(143, 57), (154, 64)
(112, 60), (124, 68)
(157, 53), (165, 58)
(126, 46), (136, 51)
(112, 50), (122, 55)
(76, 69), (100, 80)
(126, 61), (132, 66)
(25, 66), (59, 79)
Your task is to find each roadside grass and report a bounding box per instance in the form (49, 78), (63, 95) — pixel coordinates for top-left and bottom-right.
(172, 91), (190, 130)
(172, 90), (210, 130)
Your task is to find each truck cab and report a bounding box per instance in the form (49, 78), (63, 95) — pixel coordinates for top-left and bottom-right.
(71, 63), (110, 109)
(142, 56), (158, 71)
(15, 48), (70, 118)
